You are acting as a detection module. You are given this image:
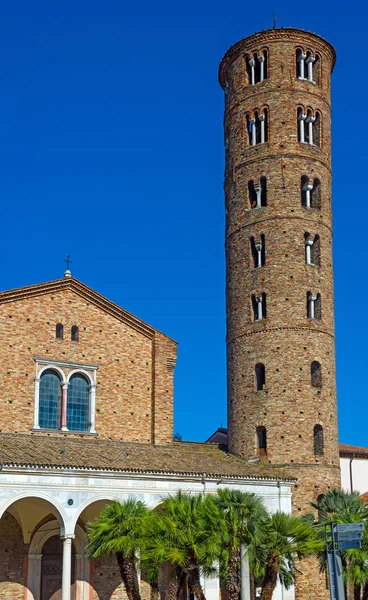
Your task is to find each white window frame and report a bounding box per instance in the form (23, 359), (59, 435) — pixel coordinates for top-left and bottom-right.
(33, 357), (98, 433)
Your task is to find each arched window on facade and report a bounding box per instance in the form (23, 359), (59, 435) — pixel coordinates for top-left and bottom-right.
(39, 369), (62, 430)
(255, 363), (266, 391)
(314, 425), (324, 456)
(256, 426), (267, 456)
(67, 374), (89, 432)
(311, 361), (322, 388)
(71, 326), (79, 342)
(56, 323), (63, 339)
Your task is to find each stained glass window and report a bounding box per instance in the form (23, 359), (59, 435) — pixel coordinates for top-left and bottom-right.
(39, 370), (61, 429)
(67, 374), (89, 431)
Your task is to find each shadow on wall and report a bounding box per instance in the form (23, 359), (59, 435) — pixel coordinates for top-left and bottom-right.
(0, 512), (26, 599)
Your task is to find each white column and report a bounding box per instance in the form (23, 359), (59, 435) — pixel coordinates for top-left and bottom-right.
(306, 116), (316, 144)
(61, 536), (74, 600)
(259, 114), (265, 143)
(297, 53), (306, 79)
(255, 184), (261, 208)
(250, 118), (256, 145)
(89, 383), (97, 433)
(240, 546), (251, 600)
(249, 59), (255, 85)
(26, 553), (42, 600)
(308, 295), (316, 319)
(33, 378), (40, 429)
(303, 184), (313, 208)
(306, 55), (315, 81)
(258, 55), (265, 81)
(298, 113), (306, 143)
(305, 240), (313, 265)
(255, 243), (262, 267)
(256, 297), (263, 321)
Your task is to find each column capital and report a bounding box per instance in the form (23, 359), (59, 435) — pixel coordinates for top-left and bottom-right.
(258, 55), (265, 63)
(305, 55), (315, 64)
(305, 240), (314, 247)
(298, 113), (307, 121)
(306, 116), (316, 124)
(297, 53), (307, 62)
(258, 114), (265, 122)
(303, 184), (313, 192)
(248, 59), (255, 67)
(61, 534), (75, 540)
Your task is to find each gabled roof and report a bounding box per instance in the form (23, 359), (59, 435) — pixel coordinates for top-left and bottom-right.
(0, 277), (176, 342)
(0, 433), (295, 481)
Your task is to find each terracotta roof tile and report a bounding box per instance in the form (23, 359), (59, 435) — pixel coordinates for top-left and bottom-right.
(0, 433), (294, 481)
(339, 443), (368, 456)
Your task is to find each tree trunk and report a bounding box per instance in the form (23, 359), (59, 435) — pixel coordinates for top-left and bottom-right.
(188, 562), (206, 600)
(165, 567), (185, 600)
(354, 584), (361, 600)
(116, 552), (142, 600)
(226, 547), (241, 600)
(259, 554), (280, 600)
(249, 571), (255, 600)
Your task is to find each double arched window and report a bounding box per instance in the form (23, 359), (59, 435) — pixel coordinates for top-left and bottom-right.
(35, 364), (96, 433)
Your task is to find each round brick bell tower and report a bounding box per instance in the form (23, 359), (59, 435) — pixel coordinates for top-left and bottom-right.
(219, 28), (340, 599)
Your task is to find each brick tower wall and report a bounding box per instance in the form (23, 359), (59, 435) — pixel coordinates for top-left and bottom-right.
(219, 28), (340, 600)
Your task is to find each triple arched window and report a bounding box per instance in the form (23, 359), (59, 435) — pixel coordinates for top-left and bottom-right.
(297, 107), (321, 146)
(246, 50), (268, 85)
(35, 362), (96, 433)
(246, 109), (269, 146)
(296, 49), (321, 84)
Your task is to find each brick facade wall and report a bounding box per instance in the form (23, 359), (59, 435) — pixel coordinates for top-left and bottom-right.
(0, 285), (177, 444)
(219, 28), (340, 600)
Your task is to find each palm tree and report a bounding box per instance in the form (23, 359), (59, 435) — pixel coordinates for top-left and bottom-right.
(311, 489), (368, 600)
(87, 498), (149, 600)
(142, 492), (218, 600)
(257, 512), (322, 600)
(208, 489), (267, 600)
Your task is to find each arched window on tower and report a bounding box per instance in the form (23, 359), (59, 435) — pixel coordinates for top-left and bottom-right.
(255, 363), (266, 391)
(307, 292), (321, 320)
(313, 112), (321, 147)
(305, 51), (315, 82)
(305, 109), (315, 144)
(248, 111), (268, 146)
(56, 323), (63, 340)
(314, 425), (324, 456)
(296, 49), (306, 79)
(297, 107), (307, 142)
(313, 54), (321, 85)
(71, 326), (79, 342)
(246, 51), (268, 85)
(302, 177), (321, 209)
(311, 179), (321, 209)
(256, 426), (267, 456)
(251, 234), (266, 268)
(311, 361), (322, 388)
(305, 233), (320, 267)
(248, 178), (267, 208)
(252, 293), (267, 321)
(39, 369), (62, 430)
(67, 374), (90, 432)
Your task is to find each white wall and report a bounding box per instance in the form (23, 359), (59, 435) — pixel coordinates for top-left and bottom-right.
(340, 457), (368, 495)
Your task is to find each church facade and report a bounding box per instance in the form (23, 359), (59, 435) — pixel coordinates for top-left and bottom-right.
(0, 275), (294, 600)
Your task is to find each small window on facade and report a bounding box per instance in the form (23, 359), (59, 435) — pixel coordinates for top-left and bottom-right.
(256, 426), (267, 456)
(56, 323), (64, 340)
(252, 293), (266, 321)
(255, 363), (266, 391)
(251, 234), (266, 268)
(71, 326), (79, 342)
(314, 424), (324, 456)
(311, 361), (322, 388)
(296, 49), (306, 79)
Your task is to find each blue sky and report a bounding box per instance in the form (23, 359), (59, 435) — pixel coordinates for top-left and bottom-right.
(0, 1), (366, 445)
